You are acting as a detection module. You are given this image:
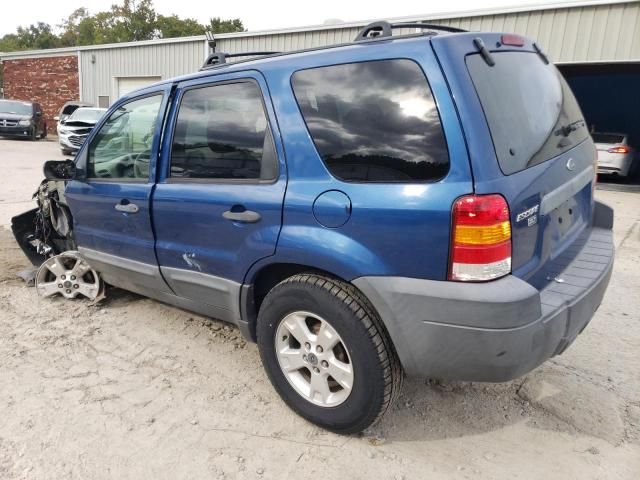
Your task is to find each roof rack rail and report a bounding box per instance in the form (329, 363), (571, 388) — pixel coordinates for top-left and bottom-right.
(353, 21), (467, 42)
(200, 51), (280, 70)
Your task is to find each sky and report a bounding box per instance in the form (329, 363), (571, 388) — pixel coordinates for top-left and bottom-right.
(0, 0), (568, 36)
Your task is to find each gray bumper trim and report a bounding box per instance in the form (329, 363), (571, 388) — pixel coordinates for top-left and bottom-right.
(353, 202), (614, 382)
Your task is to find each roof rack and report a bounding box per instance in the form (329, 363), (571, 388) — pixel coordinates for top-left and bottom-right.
(353, 21), (466, 42)
(200, 51), (280, 70)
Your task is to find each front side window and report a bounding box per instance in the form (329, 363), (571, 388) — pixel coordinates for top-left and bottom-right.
(170, 81), (276, 180)
(87, 94), (163, 180)
(291, 59), (450, 182)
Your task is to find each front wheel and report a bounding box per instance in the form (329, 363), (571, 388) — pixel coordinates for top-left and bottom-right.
(257, 274), (403, 433)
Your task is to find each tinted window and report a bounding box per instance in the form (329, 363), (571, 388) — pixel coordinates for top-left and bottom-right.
(592, 133), (624, 144)
(87, 94), (162, 180)
(467, 52), (590, 175)
(170, 82), (276, 180)
(291, 59), (449, 182)
(0, 100), (32, 115)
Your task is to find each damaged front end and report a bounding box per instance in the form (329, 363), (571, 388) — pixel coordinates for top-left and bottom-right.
(13, 161), (103, 301)
(11, 179), (76, 266)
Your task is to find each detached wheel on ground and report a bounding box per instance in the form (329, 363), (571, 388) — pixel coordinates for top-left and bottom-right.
(35, 251), (102, 300)
(257, 273), (403, 434)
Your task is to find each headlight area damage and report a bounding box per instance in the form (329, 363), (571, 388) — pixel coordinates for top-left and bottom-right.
(11, 180), (103, 301)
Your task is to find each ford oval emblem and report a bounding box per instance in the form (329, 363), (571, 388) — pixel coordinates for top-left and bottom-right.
(566, 158), (576, 171)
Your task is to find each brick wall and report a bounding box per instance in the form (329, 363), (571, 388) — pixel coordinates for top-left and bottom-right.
(3, 55), (79, 130)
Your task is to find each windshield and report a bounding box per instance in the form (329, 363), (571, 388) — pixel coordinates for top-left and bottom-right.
(0, 100), (32, 115)
(466, 52), (589, 175)
(67, 108), (106, 123)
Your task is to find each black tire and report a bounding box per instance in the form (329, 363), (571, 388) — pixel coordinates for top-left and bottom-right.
(61, 148), (72, 156)
(30, 127), (38, 141)
(40, 124), (47, 139)
(257, 273), (403, 434)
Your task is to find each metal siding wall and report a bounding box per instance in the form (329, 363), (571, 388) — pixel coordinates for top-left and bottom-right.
(80, 40), (208, 105)
(215, 2), (640, 63)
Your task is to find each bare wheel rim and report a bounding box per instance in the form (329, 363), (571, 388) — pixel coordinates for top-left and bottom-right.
(275, 311), (354, 407)
(36, 251), (101, 300)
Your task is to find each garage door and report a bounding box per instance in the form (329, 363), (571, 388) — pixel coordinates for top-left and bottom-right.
(117, 77), (162, 98)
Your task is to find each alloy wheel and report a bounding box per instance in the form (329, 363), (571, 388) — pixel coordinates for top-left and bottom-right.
(275, 311), (354, 407)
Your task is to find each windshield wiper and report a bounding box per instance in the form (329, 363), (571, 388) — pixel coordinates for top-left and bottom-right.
(555, 120), (584, 137)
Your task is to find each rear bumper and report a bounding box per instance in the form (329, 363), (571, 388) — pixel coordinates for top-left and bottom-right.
(597, 155), (633, 176)
(354, 201), (614, 382)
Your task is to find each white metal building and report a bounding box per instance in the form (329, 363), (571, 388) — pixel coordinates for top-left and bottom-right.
(213, 0), (640, 63)
(0, 0), (638, 132)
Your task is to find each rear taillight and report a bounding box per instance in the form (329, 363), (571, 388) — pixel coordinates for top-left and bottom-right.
(449, 194), (511, 282)
(607, 146), (629, 154)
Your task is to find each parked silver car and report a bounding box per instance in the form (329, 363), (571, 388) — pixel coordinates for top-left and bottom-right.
(57, 107), (106, 156)
(593, 132), (636, 178)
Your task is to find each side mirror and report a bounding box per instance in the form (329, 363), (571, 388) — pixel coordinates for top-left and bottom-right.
(43, 160), (76, 181)
(54, 116), (60, 122)
(35, 111), (42, 117)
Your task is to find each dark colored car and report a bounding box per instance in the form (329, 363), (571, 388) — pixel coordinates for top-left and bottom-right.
(12, 23), (614, 434)
(57, 107), (107, 156)
(0, 99), (47, 140)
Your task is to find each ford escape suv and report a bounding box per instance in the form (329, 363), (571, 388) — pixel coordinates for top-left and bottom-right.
(12, 23), (614, 434)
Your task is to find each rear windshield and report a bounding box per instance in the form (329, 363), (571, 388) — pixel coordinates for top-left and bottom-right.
(592, 133), (624, 144)
(291, 59), (449, 183)
(467, 52), (589, 175)
(0, 100), (32, 115)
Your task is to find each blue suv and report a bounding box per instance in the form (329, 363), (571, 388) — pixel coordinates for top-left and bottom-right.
(13, 23), (614, 433)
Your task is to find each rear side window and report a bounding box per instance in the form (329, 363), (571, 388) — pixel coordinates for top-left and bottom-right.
(467, 52), (590, 175)
(170, 81), (277, 181)
(291, 59), (449, 182)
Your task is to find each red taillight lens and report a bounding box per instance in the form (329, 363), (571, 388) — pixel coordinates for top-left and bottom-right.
(607, 146), (629, 154)
(449, 194), (511, 282)
(500, 34), (525, 47)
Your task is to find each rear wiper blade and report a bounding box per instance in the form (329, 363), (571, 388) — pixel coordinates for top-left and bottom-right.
(555, 120), (585, 137)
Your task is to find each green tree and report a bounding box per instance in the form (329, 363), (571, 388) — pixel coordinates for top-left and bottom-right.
(208, 17), (244, 34)
(113, 0), (157, 41)
(156, 15), (206, 38)
(0, 34), (20, 53)
(58, 7), (90, 46)
(15, 22), (60, 50)
(0, 1), (245, 52)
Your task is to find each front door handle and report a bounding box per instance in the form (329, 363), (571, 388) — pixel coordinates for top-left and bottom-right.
(115, 201), (139, 214)
(223, 208), (261, 223)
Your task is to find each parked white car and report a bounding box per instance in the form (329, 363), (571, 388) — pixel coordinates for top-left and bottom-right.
(592, 132), (636, 178)
(57, 107), (106, 156)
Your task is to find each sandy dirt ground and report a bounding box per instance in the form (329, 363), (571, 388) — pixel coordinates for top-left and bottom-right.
(0, 138), (639, 479)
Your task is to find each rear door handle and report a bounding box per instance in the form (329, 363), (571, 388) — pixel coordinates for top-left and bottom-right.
(223, 208), (261, 223)
(114, 202), (139, 214)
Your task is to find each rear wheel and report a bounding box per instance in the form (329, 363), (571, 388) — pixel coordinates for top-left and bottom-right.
(257, 274), (403, 433)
